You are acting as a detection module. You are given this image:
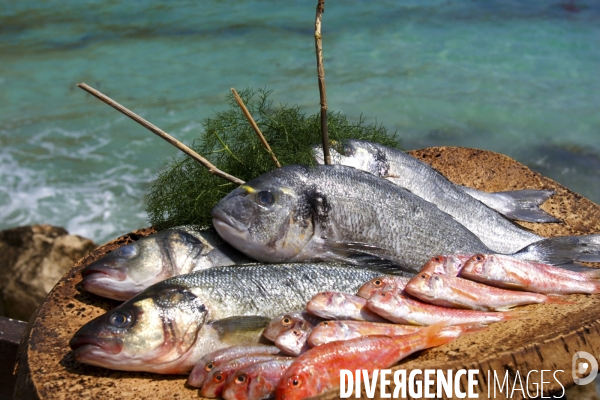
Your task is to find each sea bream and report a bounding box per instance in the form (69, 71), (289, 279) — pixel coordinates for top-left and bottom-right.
(313, 139), (571, 253)
(81, 226), (250, 300)
(69, 262), (391, 373)
(212, 164), (600, 273)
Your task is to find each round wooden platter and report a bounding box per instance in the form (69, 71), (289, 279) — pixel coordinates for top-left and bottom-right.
(14, 147), (600, 400)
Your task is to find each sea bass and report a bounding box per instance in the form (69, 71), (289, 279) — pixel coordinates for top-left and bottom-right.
(81, 226), (250, 300)
(212, 164), (600, 273)
(314, 139), (560, 253)
(276, 323), (456, 400)
(69, 263), (390, 373)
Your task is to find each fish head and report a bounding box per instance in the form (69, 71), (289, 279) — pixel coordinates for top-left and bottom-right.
(462, 254), (497, 278)
(406, 272), (445, 301)
(212, 166), (317, 262)
(421, 255), (468, 276)
(277, 365), (323, 400)
(263, 311), (303, 342)
(357, 276), (388, 299)
(81, 229), (210, 300)
(69, 286), (207, 374)
(275, 322), (310, 356)
(223, 368), (256, 400)
(200, 364), (234, 398)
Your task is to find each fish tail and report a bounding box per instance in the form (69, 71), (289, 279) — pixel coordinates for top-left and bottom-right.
(422, 322), (459, 348)
(512, 235), (600, 266)
(485, 189), (559, 223)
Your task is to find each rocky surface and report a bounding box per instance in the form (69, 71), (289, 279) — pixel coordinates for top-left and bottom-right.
(0, 225), (96, 321)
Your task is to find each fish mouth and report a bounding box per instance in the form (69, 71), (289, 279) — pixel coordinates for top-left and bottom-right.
(81, 263), (127, 281)
(211, 207), (248, 233)
(69, 335), (123, 355)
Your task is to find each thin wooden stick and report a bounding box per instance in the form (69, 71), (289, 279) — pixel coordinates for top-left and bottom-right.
(231, 88), (281, 168)
(77, 83), (245, 185)
(315, 0), (331, 165)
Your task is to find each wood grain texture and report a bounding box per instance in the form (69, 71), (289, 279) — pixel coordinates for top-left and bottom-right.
(14, 147), (600, 399)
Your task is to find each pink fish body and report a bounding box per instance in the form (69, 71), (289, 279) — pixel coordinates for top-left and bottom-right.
(223, 358), (295, 400)
(306, 291), (388, 322)
(461, 254), (600, 294)
(276, 323), (456, 400)
(188, 345), (281, 388)
(356, 276), (410, 299)
(420, 254), (472, 276)
(367, 291), (519, 326)
(405, 272), (563, 311)
(307, 320), (422, 347)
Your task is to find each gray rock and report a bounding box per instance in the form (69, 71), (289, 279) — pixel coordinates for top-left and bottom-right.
(0, 225), (96, 321)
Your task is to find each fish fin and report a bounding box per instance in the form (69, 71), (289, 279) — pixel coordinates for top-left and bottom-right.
(501, 310), (529, 321)
(512, 236), (600, 265)
(322, 240), (415, 276)
(212, 316), (271, 339)
(556, 263), (600, 279)
(545, 295), (576, 305)
(421, 322), (458, 348)
(461, 187), (559, 223)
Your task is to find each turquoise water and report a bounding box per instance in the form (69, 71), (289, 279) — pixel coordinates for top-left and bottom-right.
(2, 1), (600, 244)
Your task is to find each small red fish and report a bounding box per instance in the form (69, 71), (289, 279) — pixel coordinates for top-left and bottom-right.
(419, 254), (472, 276)
(276, 323), (456, 400)
(263, 311), (319, 342)
(307, 320), (422, 347)
(223, 358), (295, 400)
(405, 272), (569, 311)
(275, 321), (312, 356)
(367, 291), (521, 326)
(356, 276), (410, 299)
(306, 291), (388, 322)
(461, 254), (600, 294)
(188, 345), (281, 388)
(200, 355), (288, 397)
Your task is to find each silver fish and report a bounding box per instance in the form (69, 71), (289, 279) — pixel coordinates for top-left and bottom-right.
(212, 164), (600, 273)
(81, 226), (250, 301)
(69, 262), (390, 373)
(314, 139), (562, 253)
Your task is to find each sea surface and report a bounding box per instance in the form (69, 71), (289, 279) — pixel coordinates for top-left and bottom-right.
(2, 0), (600, 244)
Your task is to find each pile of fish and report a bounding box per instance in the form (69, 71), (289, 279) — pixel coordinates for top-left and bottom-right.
(71, 139), (600, 399)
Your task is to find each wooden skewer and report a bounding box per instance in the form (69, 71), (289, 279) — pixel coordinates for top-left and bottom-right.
(314, 0), (331, 165)
(231, 88), (281, 168)
(77, 83), (245, 185)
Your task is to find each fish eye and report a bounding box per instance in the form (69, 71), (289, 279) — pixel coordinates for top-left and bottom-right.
(374, 279), (382, 286)
(214, 374), (223, 382)
(475, 255), (483, 261)
(434, 256), (441, 262)
(235, 374), (247, 384)
(421, 274), (426, 279)
(282, 317), (292, 326)
(205, 362), (214, 372)
(116, 245), (138, 259)
(256, 190), (275, 206)
(109, 310), (132, 328)
(291, 377), (302, 387)
(323, 321), (329, 326)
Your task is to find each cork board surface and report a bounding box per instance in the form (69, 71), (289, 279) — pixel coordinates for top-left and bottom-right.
(14, 147), (600, 400)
